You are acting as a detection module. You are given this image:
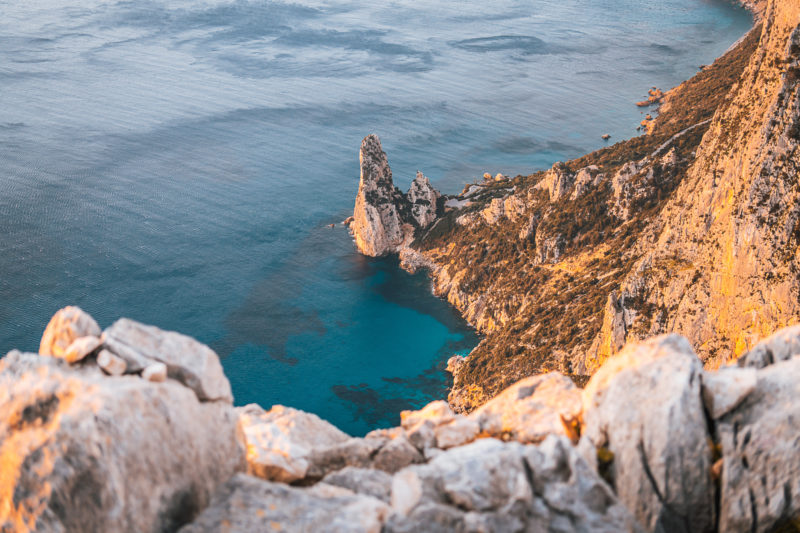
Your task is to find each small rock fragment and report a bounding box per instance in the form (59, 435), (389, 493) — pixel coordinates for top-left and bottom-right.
(142, 362), (167, 382)
(62, 335), (102, 364)
(97, 349), (127, 376)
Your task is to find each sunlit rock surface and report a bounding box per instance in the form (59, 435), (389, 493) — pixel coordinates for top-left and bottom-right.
(579, 335), (715, 533)
(0, 353), (243, 532)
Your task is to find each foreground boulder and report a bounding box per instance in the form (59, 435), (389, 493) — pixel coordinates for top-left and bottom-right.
(102, 318), (232, 402)
(0, 350), (244, 532)
(237, 403), (350, 482)
(716, 357), (800, 532)
(179, 474), (390, 533)
(579, 335), (714, 533)
(387, 437), (641, 532)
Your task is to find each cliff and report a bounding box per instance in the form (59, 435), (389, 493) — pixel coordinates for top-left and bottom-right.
(348, 0), (800, 413)
(6, 307), (800, 532)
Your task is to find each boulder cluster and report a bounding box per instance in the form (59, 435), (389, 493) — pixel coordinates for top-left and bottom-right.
(2, 307), (800, 532)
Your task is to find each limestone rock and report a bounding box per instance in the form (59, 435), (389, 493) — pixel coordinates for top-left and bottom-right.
(407, 171), (440, 228)
(481, 197), (506, 224)
(305, 436), (386, 479)
(62, 335), (102, 363)
(701, 365), (757, 419)
(237, 404), (350, 483)
(351, 134), (409, 257)
(737, 324), (800, 368)
(718, 357), (800, 532)
(470, 372), (582, 443)
(322, 467), (393, 503)
(372, 435), (424, 473)
(401, 400), (455, 429)
(179, 474), (389, 533)
(387, 437), (641, 532)
(0, 350), (244, 533)
(432, 416), (479, 449)
(579, 334), (714, 533)
(445, 355), (465, 374)
(96, 349), (126, 376)
(39, 306), (101, 359)
(102, 318), (232, 402)
(537, 161), (574, 202)
(142, 361), (167, 382)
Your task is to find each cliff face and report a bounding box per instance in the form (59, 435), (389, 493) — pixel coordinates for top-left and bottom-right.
(351, 135), (441, 257)
(588, 0), (800, 371)
(350, 0), (798, 411)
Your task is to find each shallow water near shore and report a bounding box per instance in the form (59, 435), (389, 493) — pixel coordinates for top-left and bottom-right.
(0, 0), (750, 434)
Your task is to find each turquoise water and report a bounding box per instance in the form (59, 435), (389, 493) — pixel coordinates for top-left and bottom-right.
(0, 0), (750, 435)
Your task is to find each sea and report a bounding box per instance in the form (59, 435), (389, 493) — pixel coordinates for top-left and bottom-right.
(0, 0), (751, 435)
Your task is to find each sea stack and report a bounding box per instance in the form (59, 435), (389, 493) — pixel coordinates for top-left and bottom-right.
(351, 134), (441, 256)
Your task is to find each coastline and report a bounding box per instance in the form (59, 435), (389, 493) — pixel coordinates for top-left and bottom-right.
(387, 0), (765, 412)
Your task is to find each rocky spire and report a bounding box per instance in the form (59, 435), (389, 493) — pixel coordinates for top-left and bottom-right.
(351, 135), (440, 257)
(406, 171), (440, 228)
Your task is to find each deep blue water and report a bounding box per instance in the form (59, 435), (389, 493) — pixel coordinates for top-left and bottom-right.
(0, 0), (750, 435)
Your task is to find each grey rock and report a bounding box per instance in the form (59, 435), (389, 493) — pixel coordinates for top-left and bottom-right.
(0, 350), (244, 533)
(702, 366), (757, 419)
(737, 324), (800, 368)
(96, 349), (126, 376)
(390, 437), (641, 533)
(470, 372), (582, 444)
(62, 335), (102, 364)
(323, 467), (393, 503)
(372, 435), (423, 473)
(718, 357), (800, 532)
(102, 318), (232, 402)
(142, 361), (167, 382)
(180, 474), (389, 533)
(407, 171), (440, 228)
(237, 404), (350, 483)
(351, 134), (409, 257)
(39, 306), (101, 359)
(579, 334), (714, 533)
(305, 437), (386, 479)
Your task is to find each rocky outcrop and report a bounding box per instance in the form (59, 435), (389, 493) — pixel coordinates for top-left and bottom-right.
(179, 474), (390, 533)
(102, 318), (233, 402)
(350, 135), (442, 256)
(407, 171), (440, 228)
(0, 309), (244, 533)
(579, 335), (715, 533)
(591, 0), (800, 368)
(39, 305), (101, 361)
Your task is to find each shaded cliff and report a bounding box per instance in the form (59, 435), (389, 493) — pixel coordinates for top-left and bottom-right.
(349, 0), (799, 412)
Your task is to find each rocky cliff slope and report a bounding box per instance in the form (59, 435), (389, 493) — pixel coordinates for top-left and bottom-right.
(350, 0), (799, 413)
(5, 307), (800, 532)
